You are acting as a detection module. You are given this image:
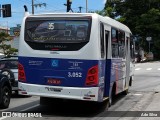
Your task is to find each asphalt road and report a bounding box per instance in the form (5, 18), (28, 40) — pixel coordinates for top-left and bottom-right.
(1, 61), (160, 120)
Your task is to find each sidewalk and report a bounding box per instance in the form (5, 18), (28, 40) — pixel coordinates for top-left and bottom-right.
(138, 91), (160, 120)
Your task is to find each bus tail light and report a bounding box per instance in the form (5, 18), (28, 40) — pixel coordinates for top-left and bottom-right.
(85, 65), (98, 86)
(18, 63), (26, 82)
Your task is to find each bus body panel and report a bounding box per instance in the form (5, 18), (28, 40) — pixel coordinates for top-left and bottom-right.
(18, 56), (108, 102)
(19, 82), (100, 101)
(19, 56), (99, 87)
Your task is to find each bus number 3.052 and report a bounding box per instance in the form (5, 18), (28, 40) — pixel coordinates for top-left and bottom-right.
(68, 72), (82, 78)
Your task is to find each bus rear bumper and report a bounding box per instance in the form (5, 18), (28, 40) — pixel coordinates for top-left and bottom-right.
(18, 82), (100, 102)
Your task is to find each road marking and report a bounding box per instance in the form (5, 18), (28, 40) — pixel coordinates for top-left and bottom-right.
(133, 93), (142, 96)
(135, 68), (141, 70)
(135, 68), (160, 71)
(20, 104), (39, 112)
(0, 117), (8, 120)
(146, 68), (152, 70)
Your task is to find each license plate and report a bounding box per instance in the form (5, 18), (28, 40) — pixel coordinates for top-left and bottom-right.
(47, 78), (61, 85)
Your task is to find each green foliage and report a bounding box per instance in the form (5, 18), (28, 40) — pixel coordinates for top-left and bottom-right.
(0, 32), (18, 57)
(104, 0), (160, 59)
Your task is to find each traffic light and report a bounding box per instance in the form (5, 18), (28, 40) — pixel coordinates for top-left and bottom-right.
(2, 4), (11, 18)
(67, 0), (72, 12)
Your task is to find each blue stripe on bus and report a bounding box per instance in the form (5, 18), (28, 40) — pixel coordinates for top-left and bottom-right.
(19, 56), (124, 99)
(104, 59), (111, 97)
(19, 56), (100, 87)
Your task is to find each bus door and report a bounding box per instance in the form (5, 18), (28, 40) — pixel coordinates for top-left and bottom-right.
(104, 30), (110, 97)
(124, 36), (130, 90)
(99, 23), (110, 99)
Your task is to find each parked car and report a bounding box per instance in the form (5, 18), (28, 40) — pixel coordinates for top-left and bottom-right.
(0, 73), (12, 108)
(0, 56), (18, 94)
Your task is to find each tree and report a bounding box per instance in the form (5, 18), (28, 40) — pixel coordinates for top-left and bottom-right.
(0, 32), (18, 57)
(104, 0), (160, 58)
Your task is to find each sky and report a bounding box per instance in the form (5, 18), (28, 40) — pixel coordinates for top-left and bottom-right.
(0, 0), (107, 28)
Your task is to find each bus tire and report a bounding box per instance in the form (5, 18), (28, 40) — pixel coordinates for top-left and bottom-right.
(109, 83), (116, 107)
(129, 76), (132, 86)
(101, 99), (109, 110)
(122, 89), (128, 95)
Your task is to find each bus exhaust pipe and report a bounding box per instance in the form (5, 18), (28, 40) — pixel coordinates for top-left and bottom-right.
(24, 5), (28, 12)
(24, 5), (29, 16)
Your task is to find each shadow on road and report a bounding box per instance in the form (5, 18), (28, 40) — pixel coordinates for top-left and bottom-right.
(23, 93), (128, 117)
(112, 92), (129, 106)
(25, 99), (109, 117)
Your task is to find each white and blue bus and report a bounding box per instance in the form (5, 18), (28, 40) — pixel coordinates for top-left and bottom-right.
(18, 11), (133, 105)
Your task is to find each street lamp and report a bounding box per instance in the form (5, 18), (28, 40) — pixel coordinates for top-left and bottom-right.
(146, 37), (152, 52)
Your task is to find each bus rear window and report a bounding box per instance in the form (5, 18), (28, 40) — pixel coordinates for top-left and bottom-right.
(25, 19), (91, 43)
(25, 17), (91, 51)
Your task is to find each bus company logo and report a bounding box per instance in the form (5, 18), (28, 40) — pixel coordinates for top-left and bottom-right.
(51, 60), (59, 67)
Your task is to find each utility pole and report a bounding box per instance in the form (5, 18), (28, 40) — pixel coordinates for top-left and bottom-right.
(86, 0), (88, 13)
(32, 0), (34, 14)
(78, 6), (83, 13)
(64, 0), (73, 12)
(67, 0), (72, 12)
(32, 0), (46, 14)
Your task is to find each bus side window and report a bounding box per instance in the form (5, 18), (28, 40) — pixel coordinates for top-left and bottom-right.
(111, 28), (118, 58)
(105, 30), (109, 59)
(130, 40), (135, 60)
(100, 23), (105, 58)
(118, 31), (125, 59)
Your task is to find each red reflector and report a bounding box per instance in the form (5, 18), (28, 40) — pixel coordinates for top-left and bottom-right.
(21, 91), (27, 94)
(18, 63), (26, 82)
(85, 65), (98, 86)
(89, 95), (95, 97)
(18, 89), (22, 91)
(83, 97), (91, 100)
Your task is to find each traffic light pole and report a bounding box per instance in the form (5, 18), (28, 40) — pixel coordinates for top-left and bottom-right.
(0, 4), (11, 17)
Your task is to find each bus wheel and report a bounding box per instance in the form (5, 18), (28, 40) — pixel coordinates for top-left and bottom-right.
(109, 94), (112, 107)
(129, 77), (132, 86)
(102, 99), (109, 110)
(109, 84), (116, 107)
(122, 89), (128, 95)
